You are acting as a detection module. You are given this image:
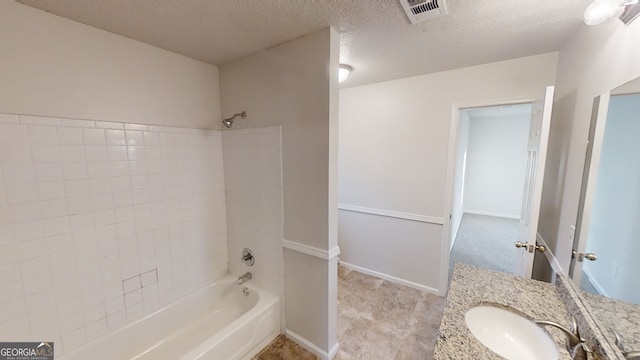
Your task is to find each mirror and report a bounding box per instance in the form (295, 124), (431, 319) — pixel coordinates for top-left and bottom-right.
(571, 76), (640, 354)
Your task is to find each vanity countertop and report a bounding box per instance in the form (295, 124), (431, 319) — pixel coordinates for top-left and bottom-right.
(582, 291), (640, 353)
(434, 263), (575, 359)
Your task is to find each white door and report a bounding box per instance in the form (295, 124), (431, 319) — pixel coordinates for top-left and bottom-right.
(570, 93), (610, 285)
(514, 86), (555, 278)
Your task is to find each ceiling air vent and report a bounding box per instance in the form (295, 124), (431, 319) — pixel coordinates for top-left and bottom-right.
(399, 0), (449, 24)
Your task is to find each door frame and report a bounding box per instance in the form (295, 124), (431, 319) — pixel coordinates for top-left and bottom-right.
(439, 96), (536, 295)
(570, 93), (611, 284)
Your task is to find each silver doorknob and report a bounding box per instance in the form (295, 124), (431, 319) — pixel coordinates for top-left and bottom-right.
(584, 253), (597, 261)
(515, 241), (546, 253)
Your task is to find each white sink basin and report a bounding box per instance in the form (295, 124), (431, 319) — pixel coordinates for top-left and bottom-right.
(465, 305), (559, 360)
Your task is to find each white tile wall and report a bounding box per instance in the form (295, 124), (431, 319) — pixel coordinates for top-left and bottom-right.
(0, 114), (228, 355)
(223, 127), (283, 303)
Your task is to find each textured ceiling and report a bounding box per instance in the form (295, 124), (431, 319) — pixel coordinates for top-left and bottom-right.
(16, 0), (592, 87)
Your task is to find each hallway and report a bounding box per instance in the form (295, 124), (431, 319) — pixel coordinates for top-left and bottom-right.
(449, 214), (520, 278)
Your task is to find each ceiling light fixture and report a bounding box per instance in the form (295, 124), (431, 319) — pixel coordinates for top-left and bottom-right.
(584, 0), (639, 25)
(620, 0), (640, 23)
(339, 64), (353, 83)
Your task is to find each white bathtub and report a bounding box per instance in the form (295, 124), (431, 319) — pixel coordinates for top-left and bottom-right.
(59, 275), (280, 360)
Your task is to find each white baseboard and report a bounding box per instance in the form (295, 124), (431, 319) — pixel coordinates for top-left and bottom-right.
(339, 261), (441, 296)
(464, 210), (520, 220)
(582, 266), (609, 297)
(282, 239), (340, 261)
(327, 342), (339, 359)
(285, 329), (339, 360)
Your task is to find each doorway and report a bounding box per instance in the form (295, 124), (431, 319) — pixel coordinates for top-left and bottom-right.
(448, 103), (532, 278)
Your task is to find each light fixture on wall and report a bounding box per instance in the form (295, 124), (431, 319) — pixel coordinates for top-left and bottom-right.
(584, 0), (640, 25)
(339, 64), (353, 83)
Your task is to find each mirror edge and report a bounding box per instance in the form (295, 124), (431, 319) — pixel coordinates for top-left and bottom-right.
(556, 270), (626, 359)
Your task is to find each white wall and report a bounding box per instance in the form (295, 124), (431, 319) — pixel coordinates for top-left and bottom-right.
(339, 211), (443, 289)
(223, 126), (284, 314)
(0, 2), (228, 355)
(0, 114), (227, 355)
(0, 1), (221, 129)
(539, 18), (640, 274)
(463, 109), (530, 218)
(339, 52), (558, 294)
(450, 111), (470, 246)
(219, 28), (339, 358)
(583, 94), (640, 303)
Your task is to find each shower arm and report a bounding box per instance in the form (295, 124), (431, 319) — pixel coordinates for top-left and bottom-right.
(222, 111), (247, 128)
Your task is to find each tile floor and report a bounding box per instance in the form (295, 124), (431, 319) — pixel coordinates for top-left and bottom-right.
(256, 265), (446, 359)
(253, 335), (317, 360)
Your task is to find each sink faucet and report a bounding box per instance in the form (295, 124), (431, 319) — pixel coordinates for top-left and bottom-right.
(237, 272), (252, 285)
(614, 330), (640, 360)
(624, 351), (640, 360)
(534, 317), (591, 360)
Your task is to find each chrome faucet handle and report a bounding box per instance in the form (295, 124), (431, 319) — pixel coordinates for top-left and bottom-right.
(241, 248), (254, 266)
(566, 327), (591, 360)
(534, 318), (590, 360)
(613, 330), (640, 360)
(615, 329), (627, 352)
(533, 320), (581, 346)
(625, 351), (640, 360)
(569, 318), (591, 360)
(570, 341), (592, 360)
(570, 317), (578, 334)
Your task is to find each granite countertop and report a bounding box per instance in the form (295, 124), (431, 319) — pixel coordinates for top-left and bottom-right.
(434, 264), (575, 359)
(582, 291), (640, 353)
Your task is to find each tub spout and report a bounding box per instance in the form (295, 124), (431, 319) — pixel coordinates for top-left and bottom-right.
(237, 272), (252, 285)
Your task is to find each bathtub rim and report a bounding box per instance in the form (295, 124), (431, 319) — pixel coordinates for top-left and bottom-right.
(57, 274), (278, 360)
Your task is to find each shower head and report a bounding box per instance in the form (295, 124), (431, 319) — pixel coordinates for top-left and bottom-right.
(222, 111), (247, 128)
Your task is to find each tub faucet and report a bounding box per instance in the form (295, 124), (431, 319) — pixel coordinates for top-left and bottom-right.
(237, 272), (252, 285)
(534, 317), (591, 360)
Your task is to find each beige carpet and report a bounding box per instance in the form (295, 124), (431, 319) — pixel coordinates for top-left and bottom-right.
(449, 213), (520, 278)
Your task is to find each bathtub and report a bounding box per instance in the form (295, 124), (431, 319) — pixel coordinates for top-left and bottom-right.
(58, 275), (280, 360)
